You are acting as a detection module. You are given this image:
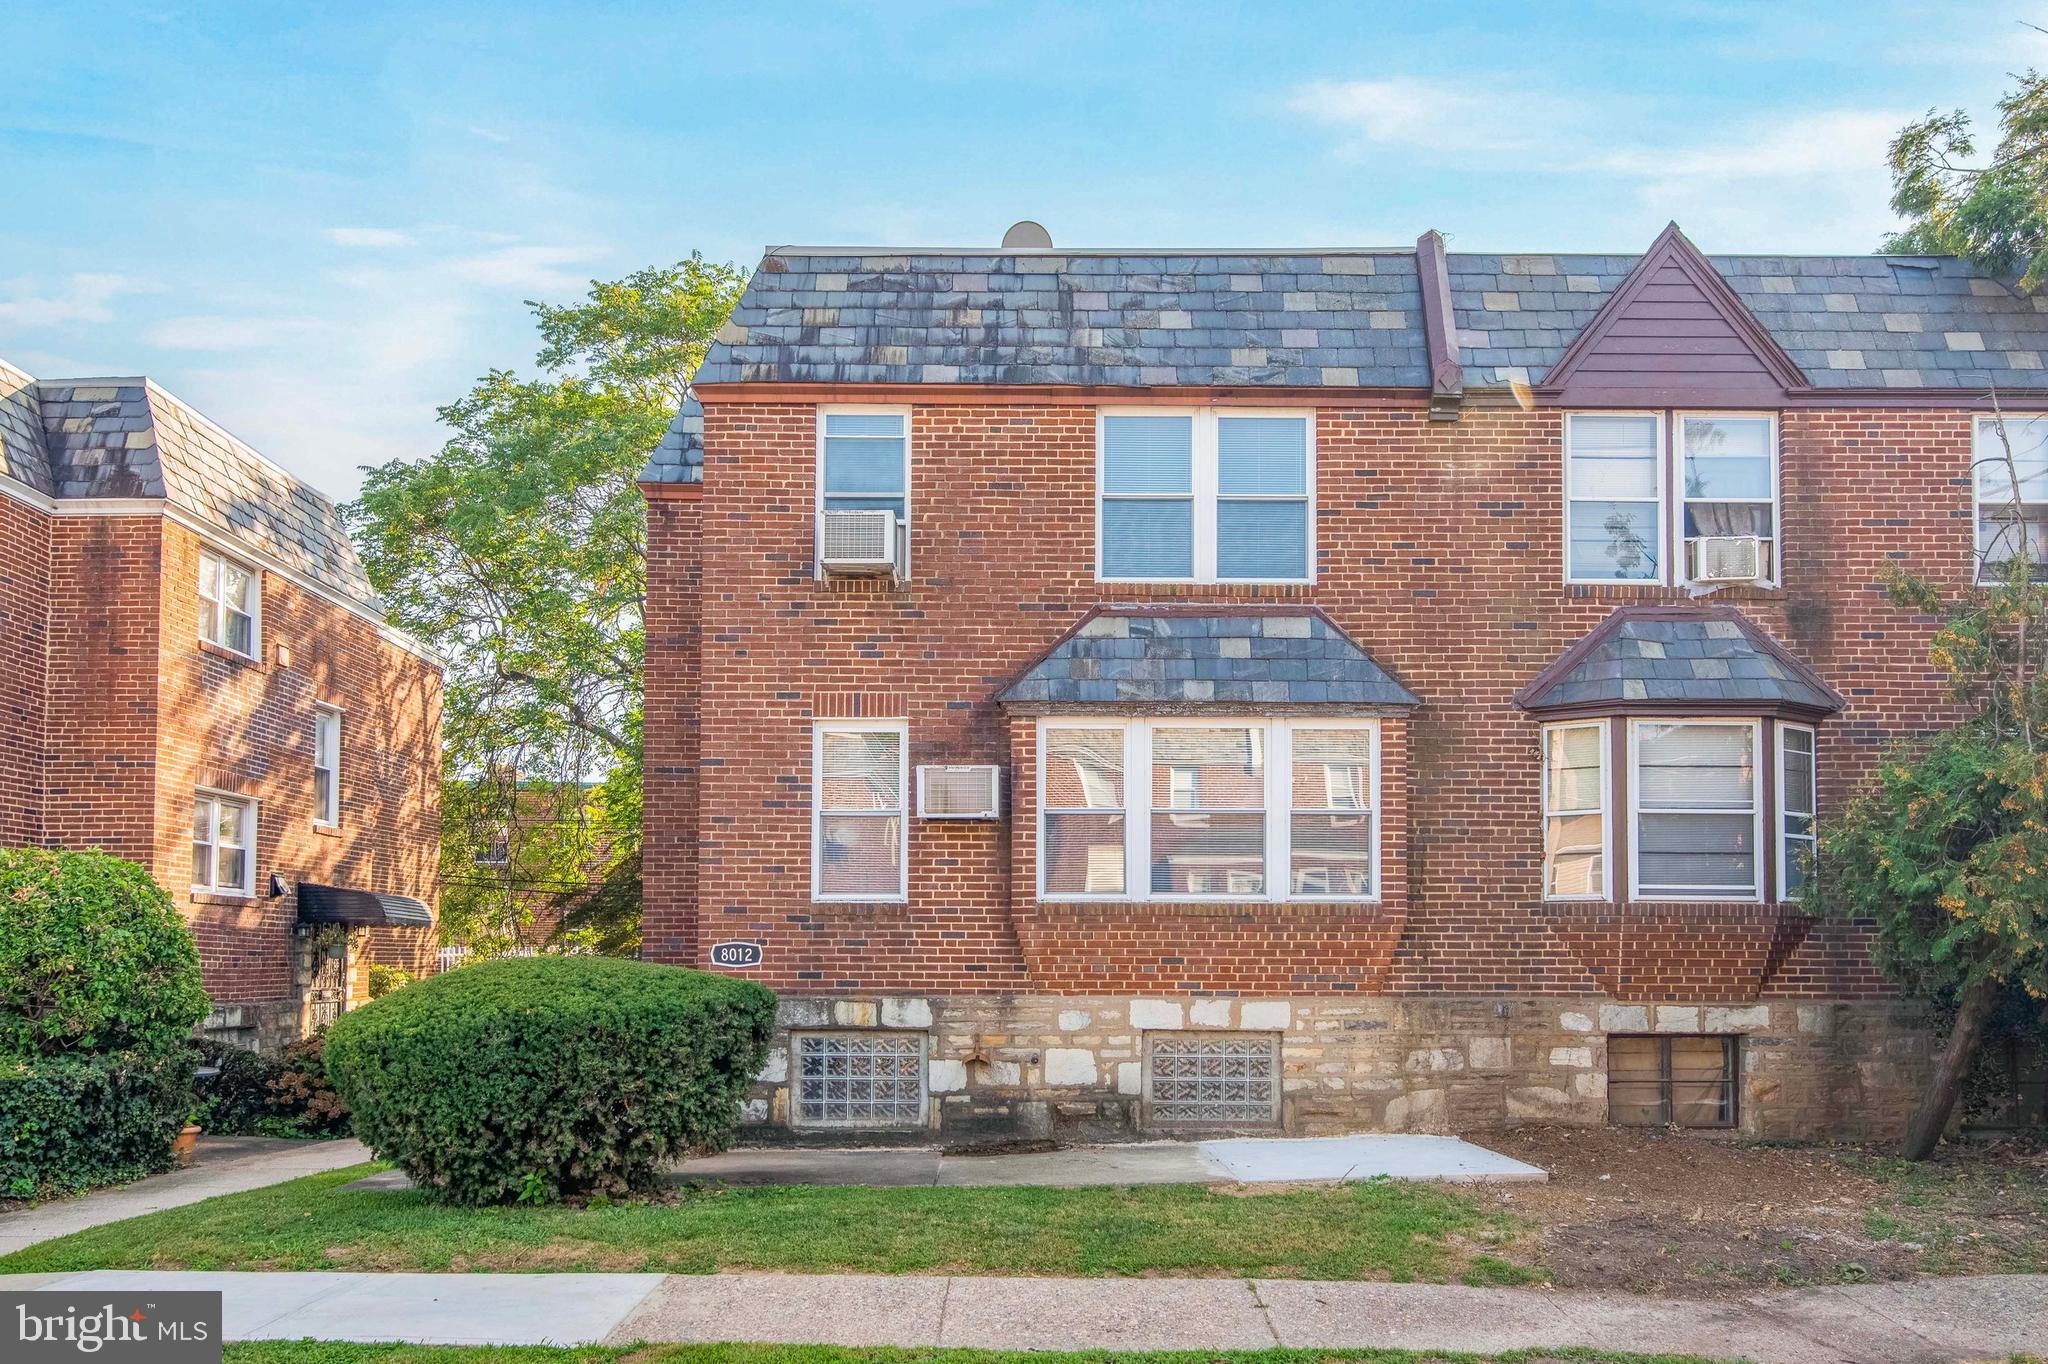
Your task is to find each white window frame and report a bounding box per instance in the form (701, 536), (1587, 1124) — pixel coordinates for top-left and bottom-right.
(1095, 408), (1316, 585)
(192, 789), (256, 897)
(816, 406), (911, 578)
(312, 706), (342, 828)
(1675, 412), (1780, 588)
(1541, 719), (1611, 902)
(197, 548), (261, 659)
(812, 718), (910, 904)
(1776, 722), (1817, 902)
(1035, 717), (1379, 904)
(1564, 411), (1667, 586)
(1972, 414), (2048, 584)
(1627, 717), (1764, 903)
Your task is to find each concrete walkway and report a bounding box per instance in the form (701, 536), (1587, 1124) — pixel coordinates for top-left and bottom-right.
(344, 1133), (1546, 1193)
(3, 1269), (2040, 1360)
(0, 1136), (368, 1256)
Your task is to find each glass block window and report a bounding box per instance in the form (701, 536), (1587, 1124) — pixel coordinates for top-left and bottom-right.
(1566, 414), (1662, 583)
(814, 722), (907, 900)
(792, 1032), (928, 1129)
(1608, 1035), (1738, 1128)
(1145, 1033), (1281, 1126)
(1098, 411), (1312, 583)
(1680, 415), (1777, 584)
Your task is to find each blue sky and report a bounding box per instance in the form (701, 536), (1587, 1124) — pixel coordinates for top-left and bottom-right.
(2, 1), (2038, 499)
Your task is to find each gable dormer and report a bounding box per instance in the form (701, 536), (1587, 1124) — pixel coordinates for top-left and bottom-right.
(1540, 223), (1808, 406)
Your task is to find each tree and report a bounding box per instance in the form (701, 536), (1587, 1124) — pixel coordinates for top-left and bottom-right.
(1807, 404), (2048, 1158)
(1885, 66), (2048, 288)
(348, 256), (746, 952)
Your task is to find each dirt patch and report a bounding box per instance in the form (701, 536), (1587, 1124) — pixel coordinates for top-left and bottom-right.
(1471, 1126), (2048, 1296)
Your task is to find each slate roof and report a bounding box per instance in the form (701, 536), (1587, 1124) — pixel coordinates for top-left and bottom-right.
(0, 358), (52, 493)
(643, 391), (704, 483)
(999, 609), (1419, 709)
(1, 360), (378, 608)
(1451, 251), (2048, 390)
(1514, 607), (1844, 715)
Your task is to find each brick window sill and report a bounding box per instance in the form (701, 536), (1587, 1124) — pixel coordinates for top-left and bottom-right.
(1563, 583), (1789, 606)
(312, 822), (342, 839)
(198, 639), (264, 669)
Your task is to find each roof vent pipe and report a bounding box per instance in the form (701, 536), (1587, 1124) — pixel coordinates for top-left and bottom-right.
(1001, 220), (1053, 249)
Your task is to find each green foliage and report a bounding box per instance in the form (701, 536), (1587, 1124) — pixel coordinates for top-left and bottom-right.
(366, 964), (411, 999)
(0, 847), (210, 1062)
(1885, 71), (2048, 289)
(1, 1050), (198, 1199)
(194, 1044), (280, 1136)
(261, 1032), (350, 1138)
(347, 256), (743, 956)
(550, 849), (644, 956)
(439, 776), (617, 957)
(322, 956), (774, 1206)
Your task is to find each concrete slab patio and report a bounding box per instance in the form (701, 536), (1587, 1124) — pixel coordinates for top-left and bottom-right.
(9, 1268), (2042, 1360)
(342, 1132), (1546, 1193)
(0, 1136), (369, 1256)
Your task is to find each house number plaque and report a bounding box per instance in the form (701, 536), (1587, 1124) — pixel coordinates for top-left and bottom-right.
(709, 941), (764, 969)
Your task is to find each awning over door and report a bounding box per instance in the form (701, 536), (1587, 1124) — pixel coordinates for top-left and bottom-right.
(296, 883), (433, 928)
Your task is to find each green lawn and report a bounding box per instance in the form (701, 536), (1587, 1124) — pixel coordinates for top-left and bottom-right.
(0, 1163), (1533, 1283)
(220, 1345), (1738, 1364)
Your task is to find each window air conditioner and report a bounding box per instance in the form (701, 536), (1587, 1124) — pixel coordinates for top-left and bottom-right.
(1689, 535), (1767, 584)
(819, 509), (903, 577)
(917, 765), (1003, 820)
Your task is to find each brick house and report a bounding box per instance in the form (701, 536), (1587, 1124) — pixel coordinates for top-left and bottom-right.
(0, 359), (442, 1050)
(640, 222), (2048, 1142)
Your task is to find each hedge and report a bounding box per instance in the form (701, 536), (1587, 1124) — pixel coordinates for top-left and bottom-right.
(0, 848), (210, 1061)
(324, 955), (775, 1205)
(1, 1050), (198, 1199)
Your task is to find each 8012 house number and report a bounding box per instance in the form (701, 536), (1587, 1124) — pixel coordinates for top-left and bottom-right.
(709, 941), (764, 969)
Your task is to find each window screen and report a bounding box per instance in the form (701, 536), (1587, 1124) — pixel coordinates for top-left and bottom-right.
(1567, 414), (1661, 582)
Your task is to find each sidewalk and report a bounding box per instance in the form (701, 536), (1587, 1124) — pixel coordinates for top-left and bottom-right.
(0, 1136), (368, 1256)
(4, 1269), (2041, 1361)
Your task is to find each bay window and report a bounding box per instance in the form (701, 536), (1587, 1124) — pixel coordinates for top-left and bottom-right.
(813, 721), (908, 901)
(1777, 724), (1816, 900)
(1630, 720), (1761, 900)
(1541, 721), (1608, 899)
(1098, 410), (1313, 583)
(1038, 718), (1377, 902)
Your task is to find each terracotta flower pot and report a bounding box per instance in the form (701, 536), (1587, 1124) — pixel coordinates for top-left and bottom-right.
(173, 1124), (201, 1166)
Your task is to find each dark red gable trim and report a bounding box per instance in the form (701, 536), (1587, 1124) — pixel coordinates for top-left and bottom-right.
(1538, 222), (1810, 405)
(1414, 229), (1464, 421)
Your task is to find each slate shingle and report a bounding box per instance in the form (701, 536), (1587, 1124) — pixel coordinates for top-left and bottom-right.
(999, 610), (1418, 708)
(1516, 607), (1843, 715)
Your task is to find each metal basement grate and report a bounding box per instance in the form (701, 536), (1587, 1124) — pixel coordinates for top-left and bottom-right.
(1145, 1033), (1281, 1125)
(793, 1031), (928, 1128)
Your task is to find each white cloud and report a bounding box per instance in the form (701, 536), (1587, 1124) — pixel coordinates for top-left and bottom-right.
(0, 273), (147, 327)
(1286, 78), (1573, 159)
(326, 227), (417, 249)
(146, 315), (322, 351)
(445, 244), (606, 294)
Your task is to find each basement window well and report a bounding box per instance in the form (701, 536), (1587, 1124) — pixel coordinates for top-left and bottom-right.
(1608, 1035), (1738, 1128)
(1143, 1032), (1282, 1127)
(792, 1031), (928, 1129)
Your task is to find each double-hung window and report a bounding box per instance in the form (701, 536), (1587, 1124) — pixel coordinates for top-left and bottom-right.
(1565, 414), (1663, 583)
(1630, 720), (1761, 900)
(1777, 724), (1816, 900)
(198, 550), (259, 658)
(192, 791), (254, 896)
(1098, 411), (1312, 583)
(1037, 718), (1377, 902)
(313, 708), (341, 827)
(818, 408), (909, 573)
(1679, 415), (1778, 586)
(1975, 415), (2048, 581)
(1541, 721), (1608, 899)
(813, 721), (908, 901)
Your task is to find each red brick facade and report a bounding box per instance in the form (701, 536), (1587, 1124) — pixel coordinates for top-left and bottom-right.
(2, 494), (442, 1048)
(643, 394), (1973, 1139)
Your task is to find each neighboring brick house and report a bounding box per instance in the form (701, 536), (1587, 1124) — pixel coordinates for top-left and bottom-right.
(0, 358), (442, 1050)
(640, 222), (2048, 1143)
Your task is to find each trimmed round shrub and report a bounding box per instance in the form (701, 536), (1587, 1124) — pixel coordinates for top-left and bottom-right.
(0, 848), (210, 1061)
(324, 956), (775, 1205)
(196, 1043), (282, 1135)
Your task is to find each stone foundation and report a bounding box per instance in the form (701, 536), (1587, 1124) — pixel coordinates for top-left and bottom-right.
(744, 993), (1934, 1144)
